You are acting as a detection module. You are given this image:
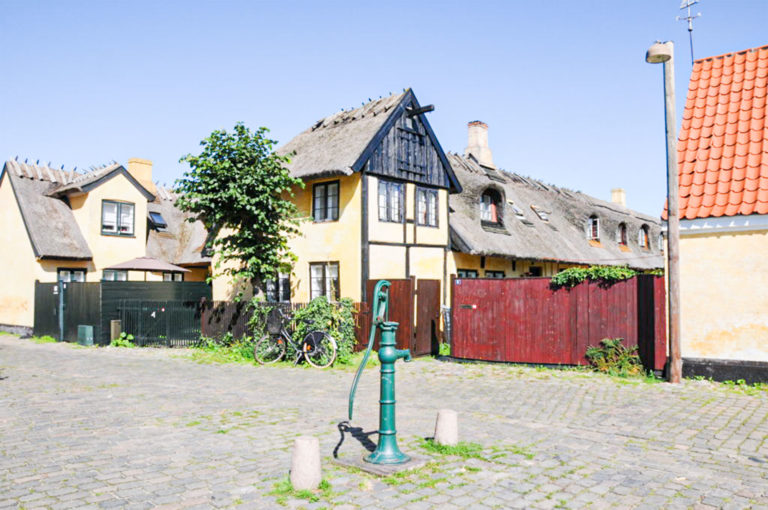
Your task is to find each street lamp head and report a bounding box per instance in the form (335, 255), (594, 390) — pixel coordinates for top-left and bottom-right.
(646, 41), (673, 64)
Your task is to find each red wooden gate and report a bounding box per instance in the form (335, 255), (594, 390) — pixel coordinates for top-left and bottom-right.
(414, 279), (440, 357)
(451, 275), (666, 371)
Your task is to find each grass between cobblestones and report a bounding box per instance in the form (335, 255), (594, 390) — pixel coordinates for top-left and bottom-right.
(269, 477), (334, 506)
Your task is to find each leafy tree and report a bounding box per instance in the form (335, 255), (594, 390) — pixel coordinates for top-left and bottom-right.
(176, 123), (303, 296)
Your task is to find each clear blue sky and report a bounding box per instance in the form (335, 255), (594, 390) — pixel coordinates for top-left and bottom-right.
(2, 1), (766, 216)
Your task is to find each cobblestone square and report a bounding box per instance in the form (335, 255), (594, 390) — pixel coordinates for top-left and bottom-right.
(1, 336), (766, 509)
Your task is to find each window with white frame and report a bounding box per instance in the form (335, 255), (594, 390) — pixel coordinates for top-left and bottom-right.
(103, 270), (128, 281)
(57, 269), (86, 282)
(162, 272), (184, 282)
(265, 273), (291, 302)
(378, 180), (404, 223)
(586, 215), (600, 241)
(416, 187), (438, 227)
(480, 189), (502, 224)
(638, 225), (650, 248)
(457, 269), (478, 278)
(312, 181), (339, 222)
(102, 200), (135, 236)
(309, 262), (339, 301)
(617, 223), (628, 245)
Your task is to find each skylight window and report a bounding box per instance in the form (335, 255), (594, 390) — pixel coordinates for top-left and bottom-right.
(530, 205), (550, 222)
(507, 201), (526, 218)
(149, 211), (168, 230)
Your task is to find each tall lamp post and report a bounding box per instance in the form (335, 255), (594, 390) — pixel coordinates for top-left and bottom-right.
(646, 41), (682, 383)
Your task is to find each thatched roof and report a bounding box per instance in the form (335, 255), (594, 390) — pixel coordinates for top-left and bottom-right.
(1, 160), (209, 266)
(448, 154), (664, 269)
(146, 187), (212, 266)
(278, 91), (408, 180)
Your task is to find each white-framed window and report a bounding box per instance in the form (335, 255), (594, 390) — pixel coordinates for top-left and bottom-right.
(617, 223), (628, 245)
(312, 181), (339, 222)
(457, 269), (478, 278)
(586, 216), (600, 241)
(531, 205), (549, 222)
(416, 187), (438, 227)
(378, 180), (404, 223)
(265, 273), (291, 303)
(102, 200), (135, 236)
(309, 262), (339, 301)
(162, 272), (184, 282)
(638, 225), (650, 248)
(103, 270), (128, 281)
(57, 269), (86, 282)
(508, 201), (526, 219)
(480, 189), (502, 224)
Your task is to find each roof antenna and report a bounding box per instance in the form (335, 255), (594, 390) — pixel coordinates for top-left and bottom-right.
(677, 0), (701, 65)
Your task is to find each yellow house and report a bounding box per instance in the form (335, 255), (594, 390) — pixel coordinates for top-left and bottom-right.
(213, 90), (462, 304)
(0, 158), (211, 333)
(674, 45), (768, 377)
(447, 121), (664, 281)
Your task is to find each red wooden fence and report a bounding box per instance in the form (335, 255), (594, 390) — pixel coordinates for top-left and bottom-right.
(451, 275), (667, 371)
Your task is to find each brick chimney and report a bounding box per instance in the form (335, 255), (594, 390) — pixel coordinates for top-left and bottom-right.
(611, 188), (626, 207)
(465, 121), (494, 168)
(127, 158), (156, 195)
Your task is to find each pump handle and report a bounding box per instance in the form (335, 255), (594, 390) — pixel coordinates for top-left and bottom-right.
(348, 280), (390, 420)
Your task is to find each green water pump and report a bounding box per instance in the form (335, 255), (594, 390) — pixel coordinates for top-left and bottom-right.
(348, 280), (412, 464)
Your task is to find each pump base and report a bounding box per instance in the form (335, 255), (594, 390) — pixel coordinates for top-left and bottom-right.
(364, 449), (410, 465)
(334, 453), (427, 477)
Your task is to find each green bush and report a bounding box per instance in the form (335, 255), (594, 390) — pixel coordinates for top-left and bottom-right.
(550, 265), (637, 288)
(585, 338), (642, 377)
(292, 297), (356, 365)
(194, 335), (255, 363)
(438, 342), (451, 356)
(111, 332), (135, 348)
(247, 298), (275, 339)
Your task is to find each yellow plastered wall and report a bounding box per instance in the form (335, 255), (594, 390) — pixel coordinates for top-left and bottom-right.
(447, 252), (565, 278)
(67, 173), (149, 282)
(680, 229), (768, 361)
(0, 174), (38, 327)
(289, 174), (362, 302)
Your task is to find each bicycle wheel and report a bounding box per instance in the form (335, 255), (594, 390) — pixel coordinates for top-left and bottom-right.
(254, 334), (286, 364)
(302, 331), (337, 368)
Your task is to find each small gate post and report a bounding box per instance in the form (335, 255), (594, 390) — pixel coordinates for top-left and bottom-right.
(110, 320), (122, 342)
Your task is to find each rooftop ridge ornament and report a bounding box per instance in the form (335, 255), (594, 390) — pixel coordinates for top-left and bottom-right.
(677, 0), (701, 65)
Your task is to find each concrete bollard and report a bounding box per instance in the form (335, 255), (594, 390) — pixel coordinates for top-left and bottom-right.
(434, 409), (459, 446)
(290, 436), (321, 491)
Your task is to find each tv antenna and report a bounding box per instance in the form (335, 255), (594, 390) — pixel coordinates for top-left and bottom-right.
(677, 0), (701, 65)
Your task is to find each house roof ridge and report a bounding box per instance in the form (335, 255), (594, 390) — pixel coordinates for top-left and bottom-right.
(693, 44), (768, 65)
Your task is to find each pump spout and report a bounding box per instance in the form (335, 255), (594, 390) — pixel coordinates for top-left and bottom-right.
(395, 348), (412, 362)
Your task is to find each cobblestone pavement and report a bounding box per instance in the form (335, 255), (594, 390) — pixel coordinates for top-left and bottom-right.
(1, 336), (767, 509)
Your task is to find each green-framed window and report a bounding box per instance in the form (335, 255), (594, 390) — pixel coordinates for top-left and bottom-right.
(102, 200), (135, 236)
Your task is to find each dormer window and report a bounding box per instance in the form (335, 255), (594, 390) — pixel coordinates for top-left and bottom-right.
(480, 189), (502, 225)
(617, 223), (628, 245)
(586, 215), (600, 241)
(638, 225), (650, 248)
(508, 201), (525, 218)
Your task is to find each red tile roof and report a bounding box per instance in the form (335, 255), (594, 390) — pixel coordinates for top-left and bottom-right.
(676, 44), (768, 219)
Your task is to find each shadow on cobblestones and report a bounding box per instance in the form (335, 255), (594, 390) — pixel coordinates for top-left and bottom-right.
(334, 420), (378, 458)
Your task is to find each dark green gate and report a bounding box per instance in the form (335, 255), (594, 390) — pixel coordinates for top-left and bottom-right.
(119, 300), (202, 346)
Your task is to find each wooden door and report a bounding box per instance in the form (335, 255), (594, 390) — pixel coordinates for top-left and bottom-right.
(414, 279), (440, 356)
(365, 278), (414, 351)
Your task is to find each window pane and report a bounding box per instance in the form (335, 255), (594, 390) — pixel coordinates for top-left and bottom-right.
(174, 273), (183, 282)
(102, 202), (117, 232)
(327, 183), (339, 220)
(378, 182), (388, 221)
(73, 270), (85, 282)
(310, 264), (324, 300)
(117, 271), (128, 281)
(279, 273), (290, 302)
(103, 270), (114, 281)
(163, 273), (172, 281)
(265, 279), (277, 301)
(428, 191), (437, 226)
(58, 270), (71, 282)
(313, 184), (326, 221)
(327, 263), (339, 301)
(119, 203), (135, 234)
(417, 190), (426, 224)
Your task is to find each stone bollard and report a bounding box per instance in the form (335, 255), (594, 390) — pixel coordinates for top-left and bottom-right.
(434, 409), (458, 446)
(290, 436), (321, 491)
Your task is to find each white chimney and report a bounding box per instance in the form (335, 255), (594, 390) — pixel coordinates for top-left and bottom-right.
(465, 121), (494, 168)
(611, 188), (626, 207)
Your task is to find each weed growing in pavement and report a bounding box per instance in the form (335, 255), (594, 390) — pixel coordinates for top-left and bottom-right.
(585, 338), (643, 377)
(438, 342), (451, 356)
(29, 335), (57, 344)
(189, 335), (255, 364)
(269, 477), (332, 506)
(418, 438), (486, 460)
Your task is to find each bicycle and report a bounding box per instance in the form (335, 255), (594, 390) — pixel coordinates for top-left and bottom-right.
(253, 307), (337, 368)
